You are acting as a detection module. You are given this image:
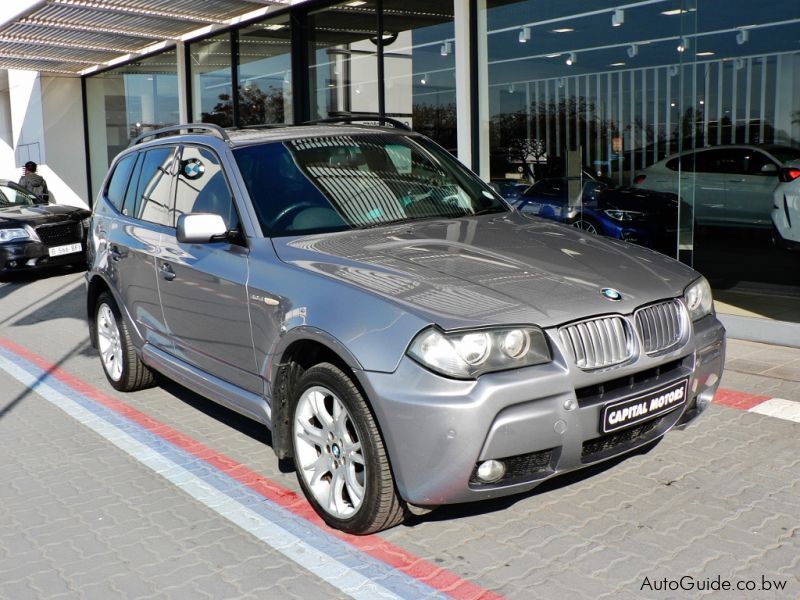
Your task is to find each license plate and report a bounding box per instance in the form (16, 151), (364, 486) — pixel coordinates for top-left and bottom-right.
(601, 379), (689, 433)
(48, 243), (82, 257)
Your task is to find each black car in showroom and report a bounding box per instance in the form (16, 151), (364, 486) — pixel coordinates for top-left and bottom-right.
(0, 180), (90, 273)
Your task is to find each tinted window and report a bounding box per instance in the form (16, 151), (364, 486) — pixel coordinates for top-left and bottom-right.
(764, 146), (800, 164)
(173, 146), (239, 231)
(694, 150), (725, 173)
(234, 134), (506, 236)
(106, 154), (136, 211)
(666, 154), (694, 172)
(744, 151), (775, 175)
(715, 149), (749, 174)
(122, 153), (143, 217)
(0, 183), (37, 207)
(133, 147), (176, 226)
(524, 179), (563, 197)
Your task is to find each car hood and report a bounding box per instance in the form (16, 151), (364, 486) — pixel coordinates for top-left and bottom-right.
(0, 204), (90, 227)
(272, 213), (698, 330)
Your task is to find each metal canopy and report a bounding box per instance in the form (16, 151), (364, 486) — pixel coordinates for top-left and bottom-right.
(0, 0), (291, 76)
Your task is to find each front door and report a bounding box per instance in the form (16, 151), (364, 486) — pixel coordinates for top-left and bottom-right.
(156, 145), (260, 395)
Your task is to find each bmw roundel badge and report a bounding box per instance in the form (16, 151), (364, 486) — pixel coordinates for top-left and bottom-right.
(601, 287), (623, 301)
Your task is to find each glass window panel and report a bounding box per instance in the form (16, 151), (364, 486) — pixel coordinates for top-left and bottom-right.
(190, 33), (233, 127)
(133, 147), (176, 226)
(381, 1), (457, 151)
(308, 2), (380, 121)
(238, 16), (293, 126)
(85, 51), (179, 198)
(173, 146), (239, 230)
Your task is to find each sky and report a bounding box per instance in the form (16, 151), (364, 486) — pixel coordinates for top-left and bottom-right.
(2, 0), (41, 27)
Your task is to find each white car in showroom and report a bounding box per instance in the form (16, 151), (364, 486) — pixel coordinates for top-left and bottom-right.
(634, 144), (800, 229)
(772, 162), (800, 249)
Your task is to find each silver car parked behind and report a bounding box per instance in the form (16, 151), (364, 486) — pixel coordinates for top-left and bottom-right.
(86, 122), (725, 534)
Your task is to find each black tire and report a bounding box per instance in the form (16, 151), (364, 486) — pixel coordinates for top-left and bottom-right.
(94, 291), (154, 392)
(291, 362), (407, 534)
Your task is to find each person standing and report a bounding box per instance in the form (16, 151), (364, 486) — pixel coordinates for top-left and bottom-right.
(19, 161), (49, 202)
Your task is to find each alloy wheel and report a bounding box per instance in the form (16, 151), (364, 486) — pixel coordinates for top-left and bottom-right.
(96, 303), (123, 381)
(294, 385), (366, 519)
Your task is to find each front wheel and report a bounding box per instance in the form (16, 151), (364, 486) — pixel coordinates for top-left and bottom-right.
(291, 363), (407, 534)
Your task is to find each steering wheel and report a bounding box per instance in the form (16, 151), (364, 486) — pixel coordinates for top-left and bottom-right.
(268, 201), (321, 231)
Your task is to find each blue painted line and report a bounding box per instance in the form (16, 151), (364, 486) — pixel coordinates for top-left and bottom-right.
(0, 345), (446, 600)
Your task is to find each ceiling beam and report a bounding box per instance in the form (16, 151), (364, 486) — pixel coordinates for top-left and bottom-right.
(49, 0), (227, 25)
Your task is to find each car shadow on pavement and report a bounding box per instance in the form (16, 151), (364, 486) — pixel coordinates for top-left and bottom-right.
(0, 262), (87, 285)
(155, 378), (290, 468)
(404, 438), (662, 529)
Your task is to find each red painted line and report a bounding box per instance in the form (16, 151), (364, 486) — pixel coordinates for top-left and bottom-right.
(712, 388), (770, 411)
(0, 337), (502, 600)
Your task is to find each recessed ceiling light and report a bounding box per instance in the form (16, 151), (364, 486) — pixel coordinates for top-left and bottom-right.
(696, 51), (715, 56)
(346, 1), (366, 6)
(545, 53), (560, 58)
(264, 23), (286, 31)
(661, 8), (696, 15)
(609, 62), (626, 67)
(552, 28), (574, 33)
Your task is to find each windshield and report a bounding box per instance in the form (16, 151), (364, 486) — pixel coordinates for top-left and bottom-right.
(0, 183), (39, 208)
(234, 133), (507, 236)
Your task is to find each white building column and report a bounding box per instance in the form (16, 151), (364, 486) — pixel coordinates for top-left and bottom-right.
(454, 0), (473, 171)
(176, 43), (190, 123)
(4, 70), (89, 208)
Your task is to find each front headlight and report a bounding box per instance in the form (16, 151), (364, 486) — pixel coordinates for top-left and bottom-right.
(407, 326), (551, 379)
(0, 228), (30, 243)
(683, 276), (713, 321)
(603, 209), (644, 222)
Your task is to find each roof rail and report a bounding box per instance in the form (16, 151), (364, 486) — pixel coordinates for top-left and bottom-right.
(129, 123), (230, 147)
(302, 114), (412, 131)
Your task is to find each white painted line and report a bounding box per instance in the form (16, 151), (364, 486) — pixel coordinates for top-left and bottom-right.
(749, 398), (800, 424)
(0, 355), (404, 600)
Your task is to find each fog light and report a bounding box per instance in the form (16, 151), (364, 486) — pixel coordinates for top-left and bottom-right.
(7, 261), (17, 268)
(476, 459), (506, 483)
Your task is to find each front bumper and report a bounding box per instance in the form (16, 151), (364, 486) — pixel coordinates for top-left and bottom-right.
(358, 314), (725, 506)
(0, 240), (86, 272)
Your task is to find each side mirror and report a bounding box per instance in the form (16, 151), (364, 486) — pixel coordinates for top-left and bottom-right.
(761, 163), (778, 174)
(177, 213), (228, 244)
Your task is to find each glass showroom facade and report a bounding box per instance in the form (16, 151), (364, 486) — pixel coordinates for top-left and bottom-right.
(84, 0), (800, 324)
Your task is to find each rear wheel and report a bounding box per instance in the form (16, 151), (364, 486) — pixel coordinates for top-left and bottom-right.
(291, 363), (407, 534)
(573, 215), (600, 234)
(95, 291), (154, 392)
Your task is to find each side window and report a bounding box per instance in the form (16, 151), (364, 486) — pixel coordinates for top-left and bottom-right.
(133, 147), (176, 226)
(715, 149), (748, 174)
(694, 150), (725, 173)
(121, 153), (143, 216)
(173, 146), (240, 232)
(665, 156), (694, 171)
(744, 151), (775, 175)
(105, 154), (136, 211)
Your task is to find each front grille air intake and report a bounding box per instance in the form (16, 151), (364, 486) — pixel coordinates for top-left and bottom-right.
(634, 300), (686, 355)
(559, 316), (633, 370)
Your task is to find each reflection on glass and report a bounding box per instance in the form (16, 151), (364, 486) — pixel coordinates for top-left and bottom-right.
(382, 1), (457, 151)
(238, 17), (293, 126)
(191, 33), (233, 127)
(85, 51), (179, 197)
(308, 1), (380, 120)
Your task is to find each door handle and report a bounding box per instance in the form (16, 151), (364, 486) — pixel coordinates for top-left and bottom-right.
(159, 263), (176, 281)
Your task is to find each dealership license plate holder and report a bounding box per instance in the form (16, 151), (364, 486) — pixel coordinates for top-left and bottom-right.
(48, 243), (82, 257)
(601, 378), (689, 434)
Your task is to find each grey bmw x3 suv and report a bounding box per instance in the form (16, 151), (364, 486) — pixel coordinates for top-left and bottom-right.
(86, 121), (725, 534)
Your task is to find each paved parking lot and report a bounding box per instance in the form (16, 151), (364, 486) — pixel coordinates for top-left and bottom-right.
(1, 268), (799, 599)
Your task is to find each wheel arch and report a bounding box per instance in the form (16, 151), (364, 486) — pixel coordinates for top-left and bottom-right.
(86, 273), (113, 348)
(269, 331), (368, 461)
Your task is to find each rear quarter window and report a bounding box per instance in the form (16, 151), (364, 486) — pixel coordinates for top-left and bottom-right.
(105, 154), (137, 211)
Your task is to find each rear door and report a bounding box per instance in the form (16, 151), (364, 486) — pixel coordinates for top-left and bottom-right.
(107, 146), (178, 351)
(156, 144), (259, 394)
(689, 149), (728, 225)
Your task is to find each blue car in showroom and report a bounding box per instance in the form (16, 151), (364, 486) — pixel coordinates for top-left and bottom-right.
(515, 171), (681, 253)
